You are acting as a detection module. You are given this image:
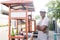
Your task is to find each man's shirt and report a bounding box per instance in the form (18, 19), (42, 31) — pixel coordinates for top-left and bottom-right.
(37, 16), (50, 40)
(38, 16), (49, 27)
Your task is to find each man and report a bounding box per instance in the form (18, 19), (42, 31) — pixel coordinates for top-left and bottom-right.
(37, 10), (50, 40)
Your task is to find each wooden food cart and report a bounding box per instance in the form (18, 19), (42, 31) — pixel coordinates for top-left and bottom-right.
(0, 0), (36, 40)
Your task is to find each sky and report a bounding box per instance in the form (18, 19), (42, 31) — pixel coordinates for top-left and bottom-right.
(0, 0), (49, 25)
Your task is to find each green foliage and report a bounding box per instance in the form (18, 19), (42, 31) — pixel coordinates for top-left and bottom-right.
(11, 28), (15, 36)
(16, 29), (18, 35)
(0, 24), (8, 27)
(46, 0), (60, 19)
(47, 13), (53, 20)
(49, 21), (54, 30)
(35, 15), (40, 20)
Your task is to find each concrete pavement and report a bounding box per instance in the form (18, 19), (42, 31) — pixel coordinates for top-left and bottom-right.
(0, 27), (8, 40)
(0, 27), (54, 40)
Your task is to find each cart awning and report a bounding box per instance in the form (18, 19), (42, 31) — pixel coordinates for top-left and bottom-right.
(1, 0), (35, 12)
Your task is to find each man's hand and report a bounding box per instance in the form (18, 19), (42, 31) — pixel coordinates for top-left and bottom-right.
(37, 25), (41, 31)
(41, 26), (47, 33)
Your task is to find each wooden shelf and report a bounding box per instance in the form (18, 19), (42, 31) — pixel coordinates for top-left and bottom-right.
(11, 17), (26, 20)
(11, 9), (27, 12)
(11, 9), (34, 12)
(9, 35), (24, 38)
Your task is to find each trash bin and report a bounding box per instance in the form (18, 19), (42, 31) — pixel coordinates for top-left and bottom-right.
(54, 33), (60, 40)
(54, 33), (57, 40)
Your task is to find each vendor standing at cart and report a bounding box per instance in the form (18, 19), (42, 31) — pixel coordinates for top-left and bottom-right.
(37, 10), (50, 40)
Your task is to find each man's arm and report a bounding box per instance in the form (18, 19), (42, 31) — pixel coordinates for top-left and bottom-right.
(37, 25), (47, 32)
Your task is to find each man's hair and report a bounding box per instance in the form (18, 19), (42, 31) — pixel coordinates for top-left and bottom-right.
(40, 11), (46, 13)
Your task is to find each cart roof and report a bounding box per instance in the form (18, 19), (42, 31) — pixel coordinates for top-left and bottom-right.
(1, 0), (35, 12)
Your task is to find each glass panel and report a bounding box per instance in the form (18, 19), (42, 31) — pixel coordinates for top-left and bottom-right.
(31, 20), (36, 32)
(11, 12), (26, 17)
(32, 21), (34, 31)
(11, 20), (16, 35)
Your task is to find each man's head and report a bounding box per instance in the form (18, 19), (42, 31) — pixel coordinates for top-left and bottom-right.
(40, 10), (46, 18)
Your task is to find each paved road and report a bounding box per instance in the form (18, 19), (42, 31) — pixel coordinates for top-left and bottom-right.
(49, 31), (54, 40)
(0, 27), (54, 40)
(0, 27), (8, 40)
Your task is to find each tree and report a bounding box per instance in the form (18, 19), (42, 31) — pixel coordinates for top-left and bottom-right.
(46, 0), (60, 19)
(46, 0), (60, 30)
(35, 15), (40, 20)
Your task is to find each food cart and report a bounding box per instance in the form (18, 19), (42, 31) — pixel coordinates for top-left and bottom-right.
(0, 0), (36, 40)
